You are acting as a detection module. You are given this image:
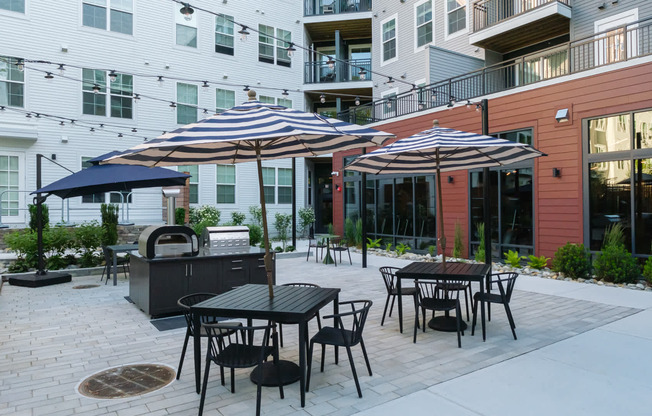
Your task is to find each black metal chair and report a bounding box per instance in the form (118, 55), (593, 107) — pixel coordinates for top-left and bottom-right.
(306, 238), (326, 262)
(175, 293), (242, 381)
(198, 322), (283, 416)
(414, 280), (463, 348)
(278, 283), (323, 348)
(379, 266), (417, 326)
(100, 245), (128, 284)
(330, 237), (352, 266)
(472, 272), (519, 340)
(436, 279), (472, 321)
(307, 300), (373, 398)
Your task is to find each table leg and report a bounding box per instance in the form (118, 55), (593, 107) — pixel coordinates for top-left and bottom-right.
(193, 312), (201, 394)
(334, 294), (339, 364)
(112, 250), (118, 286)
(480, 277), (486, 342)
(299, 320), (306, 407)
(322, 238), (335, 265)
(397, 277), (403, 333)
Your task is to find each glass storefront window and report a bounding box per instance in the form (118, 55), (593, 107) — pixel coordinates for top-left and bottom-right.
(414, 176), (436, 250)
(635, 110), (652, 149)
(501, 167), (533, 249)
(589, 114), (631, 153)
(634, 158), (652, 254)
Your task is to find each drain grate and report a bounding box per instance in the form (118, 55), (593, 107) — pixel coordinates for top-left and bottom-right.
(73, 284), (100, 289)
(78, 364), (175, 399)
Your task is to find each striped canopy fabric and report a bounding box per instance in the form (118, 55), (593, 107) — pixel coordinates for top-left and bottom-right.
(345, 126), (545, 175)
(102, 94), (394, 167)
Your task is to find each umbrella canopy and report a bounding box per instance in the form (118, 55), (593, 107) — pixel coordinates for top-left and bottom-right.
(102, 91), (395, 297)
(32, 161), (190, 199)
(345, 121), (545, 264)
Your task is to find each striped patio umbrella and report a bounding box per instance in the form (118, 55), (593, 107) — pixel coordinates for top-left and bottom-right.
(345, 120), (545, 265)
(102, 91), (395, 297)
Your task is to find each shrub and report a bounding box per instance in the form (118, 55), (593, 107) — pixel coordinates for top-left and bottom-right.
(452, 222), (464, 258)
(285, 245), (296, 252)
(274, 213), (292, 249)
(527, 254), (550, 270)
(474, 222), (486, 263)
(396, 242), (411, 256)
(28, 203), (49, 232)
(385, 243), (393, 252)
(367, 238), (382, 249)
(175, 207), (186, 225)
(248, 205), (263, 227)
(231, 211), (246, 226)
(74, 221), (104, 268)
(594, 244), (640, 283)
(551, 242), (592, 279)
(643, 256), (652, 285)
(504, 249), (524, 267)
(344, 217), (356, 245)
(248, 224), (263, 246)
(428, 245), (436, 256)
(193, 219), (216, 237)
(274, 246), (283, 253)
(355, 218), (363, 248)
(189, 205), (220, 227)
(100, 203), (119, 246)
(603, 222), (625, 248)
(4, 230), (38, 272)
(327, 223), (334, 235)
(298, 206), (315, 237)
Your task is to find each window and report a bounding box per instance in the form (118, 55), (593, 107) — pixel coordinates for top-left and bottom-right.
(416, 1), (432, 48)
(277, 98), (292, 108)
(178, 165), (198, 204)
(177, 83), (198, 124)
(0, 55), (24, 108)
(259, 95), (275, 104)
(258, 24), (292, 67)
(262, 167), (276, 204)
(216, 164), (235, 203)
(278, 168), (292, 204)
(216, 88), (235, 113)
(381, 17), (397, 63)
(81, 157), (105, 203)
(259, 24), (275, 64)
(215, 14), (234, 55)
(176, 7), (197, 48)
(83, 0), (133, 35)
(446, 0), (466, 36)
(0, 0), (24, 13)
(82, 69), (132, 118)
(0, 155), (20, 217)
(276, 28), (292, 68)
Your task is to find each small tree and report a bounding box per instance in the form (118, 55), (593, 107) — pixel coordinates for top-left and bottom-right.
(452, 221), (464, 259)
(344, 217), (356, 244)
(474, 222), (486, 262)
(100, 203), (119, 246)
(28, 203), (49, 232)
(274, 213), (292, 249)
(298, 206), (316, 237)
(231, 211), (246, 226)
(249, 205), (263, 227)
(175, 207), (186, 225)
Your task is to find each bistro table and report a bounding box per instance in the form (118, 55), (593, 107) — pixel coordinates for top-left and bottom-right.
(191, 284), (340, 407)
(313, 233), (339, 265)
(395, 262), (491, 339)
(106, 243), (138, 286)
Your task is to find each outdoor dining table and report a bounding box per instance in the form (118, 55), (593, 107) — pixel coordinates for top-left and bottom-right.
(190, 283), (340, 407)
(313, 233), (339, 264)
(395, 262), (491, 339)
(106, 243), (138, 286)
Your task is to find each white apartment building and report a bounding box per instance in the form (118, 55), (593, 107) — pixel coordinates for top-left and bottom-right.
(0, 0), (308, 229)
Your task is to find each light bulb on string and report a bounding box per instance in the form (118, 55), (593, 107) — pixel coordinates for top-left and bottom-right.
(180, 3), (194, 21)
(243, 85), (250, 92)
(118, 133), (123, 138)
(92, 84), (101, 94)
(354, 96), (360, 106)
(358, 68), (366, 80)
(131, 128), (137, 133)
(169, 102), (177, 110)
(108, 70), (117, 82)
(326, 56), (335, 69)
(320, 94), (326, 104)
(282, 89), (289, 96)
(286, 43), (296, 58)
(57, 64), (65, 75)
(25, 113), (32, 118)
(386, 77), (394, 86)
(90, 127), (95, 134)
(16, 59), (24, 72)
(202, 81), (209, 88)
(44, 72), (54, 80)
(239, 25), (250, 41)
(133, 93), (141, 101)
(157, 76), (164, 86)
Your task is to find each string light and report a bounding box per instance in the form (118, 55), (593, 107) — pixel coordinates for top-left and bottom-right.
(57, 64), (65, 75)
(282, 89), (289, 96)
(243, 85), (250, 91)
(179, 2), (194, 21)
(358, 68), (367, 80)
(118, 133), (123, 138)
(157, 75), (164, 86)
(355, 96), (360, 106)
(169, 102), (177, 109)
(320, 94), (326, 104)
(44, 72), (54, 80)
(92, 84), (101, 93)
(108, 70), (118, 82)
(16, 59), (24, 71)
(286, 42), (296, 58)
(131, 128), (137, 132)
(133, 93), (141, 100)
(326, 56), (335, 69)
(386, 77), (394, 86)
(238, 25), (250, 41)
(202, 81), (209, 88)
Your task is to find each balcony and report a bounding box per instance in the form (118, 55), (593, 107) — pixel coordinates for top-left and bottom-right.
(305, 58), (372, 84)
(339, 17), (652, 125)
(470, 0), (571, 53)
(304, 0), (371, 16)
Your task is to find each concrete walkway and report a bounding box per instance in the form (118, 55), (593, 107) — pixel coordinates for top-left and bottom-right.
(1, 245), (651, 415)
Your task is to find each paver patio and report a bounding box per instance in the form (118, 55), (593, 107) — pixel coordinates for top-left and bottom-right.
(1, 247), (651, 415)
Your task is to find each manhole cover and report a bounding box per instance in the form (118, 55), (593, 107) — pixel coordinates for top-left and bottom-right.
(73, 284), (100, 289)
(78, 364), (175, 399)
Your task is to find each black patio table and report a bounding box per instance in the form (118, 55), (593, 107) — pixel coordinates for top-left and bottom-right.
(106, 243), (138, 286)
(191, 283), (340, 407)
(395, 262), (491, 339)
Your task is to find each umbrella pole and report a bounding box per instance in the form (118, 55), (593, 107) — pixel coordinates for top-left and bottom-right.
(436, 150), (446, 266)
(256, 150), (274, 298)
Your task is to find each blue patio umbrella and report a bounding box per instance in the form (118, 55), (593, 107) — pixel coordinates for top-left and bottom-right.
(101, 90), (395, 297)
(345, 121), (545, 265)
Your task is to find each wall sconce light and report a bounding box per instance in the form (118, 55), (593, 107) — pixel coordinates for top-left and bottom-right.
(447, 176), (454, 183)
(552, 168), (561, 178)
(331, 171), (339, 177)
(598, 2), (606, 10)
(555, 108), (570, 123)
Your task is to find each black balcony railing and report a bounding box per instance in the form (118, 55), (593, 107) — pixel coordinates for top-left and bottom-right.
(473, 0), (571, 32)
(305, 58), (372, 84)
(339, 17), (652, 125)
(305, 0), (372, 16)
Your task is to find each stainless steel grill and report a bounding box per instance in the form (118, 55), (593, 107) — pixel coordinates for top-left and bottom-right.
(201, 226), (250, 250)
(138, 225), (199, 259)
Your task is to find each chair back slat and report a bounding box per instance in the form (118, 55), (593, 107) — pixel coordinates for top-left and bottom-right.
(335, 300), (372, 346)
(491, 272), (518, 302)
(379, 266), (399, 292)
(177, 293), (218, 333)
